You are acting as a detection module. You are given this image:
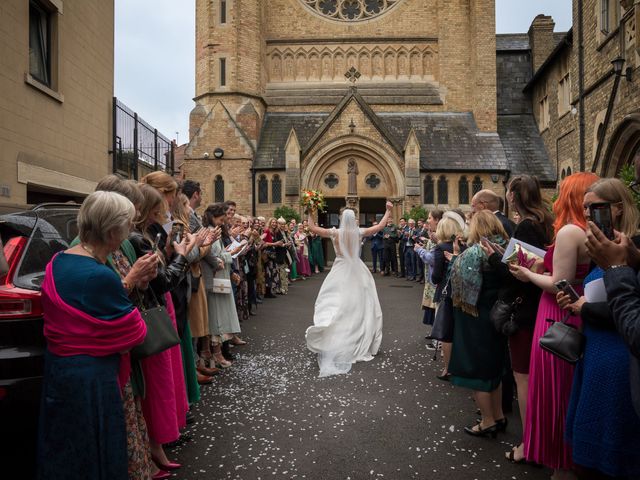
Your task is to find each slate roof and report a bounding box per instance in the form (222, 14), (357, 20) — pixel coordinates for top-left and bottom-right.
(255, 113), (328, 169)
(379, 112), (509, 172)
(255, 110), (510, 173)
(496, 34), (530, 51)
(498, 114), (556, 183)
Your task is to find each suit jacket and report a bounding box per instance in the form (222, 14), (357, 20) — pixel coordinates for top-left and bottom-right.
(369, 231), (384, 250)
(604, 265), (640, 418)
(494, 211), (515, 237)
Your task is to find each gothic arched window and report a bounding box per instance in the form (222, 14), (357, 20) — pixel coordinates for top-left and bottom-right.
(298, 0), (403, 22)
(567, 166), (572, 176)
(561, 168), (566, 180)
(472, 176), (483, 195)
(214, 175), (224, 203)
(437, 175), (448, 205)
(423, 175), (434, 204)
(271, 175), (282, 204)
(458, 176), (470, 205)
(258, 175), (268, 204)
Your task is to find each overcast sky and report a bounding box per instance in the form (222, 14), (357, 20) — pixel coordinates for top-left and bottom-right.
(114, 0), (572, 145)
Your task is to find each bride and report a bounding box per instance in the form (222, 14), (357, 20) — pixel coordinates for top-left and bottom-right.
(305, 201), (394, 377)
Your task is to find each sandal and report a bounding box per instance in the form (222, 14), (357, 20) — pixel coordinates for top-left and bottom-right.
(505, 446), (526, 464)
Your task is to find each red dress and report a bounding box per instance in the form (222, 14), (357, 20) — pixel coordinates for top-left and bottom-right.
(523, 246), (590, 469)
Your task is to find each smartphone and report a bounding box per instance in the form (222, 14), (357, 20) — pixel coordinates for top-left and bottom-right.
(152, 232), (162, 252)
(589, 202), (615, 240)
(554, 279), (580, 303)
(171, 223), (184, 244)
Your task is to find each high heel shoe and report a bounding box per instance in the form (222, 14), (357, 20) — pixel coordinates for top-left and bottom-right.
(212, 344), (232, 368)
(231, 336), (247, 346)
(475, 417), (508, 432)
(152, 470), (171, 479)
(151, 455), (182, 470)
(464, 423), (498, 438)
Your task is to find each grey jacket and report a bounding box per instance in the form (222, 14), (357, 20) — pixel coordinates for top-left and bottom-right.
(604, 266), (640, 418)
(201, 236), (225, 291)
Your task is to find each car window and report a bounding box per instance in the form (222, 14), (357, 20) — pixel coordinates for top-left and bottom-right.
(14, 209), (79, 290)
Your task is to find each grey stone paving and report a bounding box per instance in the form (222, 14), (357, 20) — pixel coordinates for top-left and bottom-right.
(172, 271), (549, 480)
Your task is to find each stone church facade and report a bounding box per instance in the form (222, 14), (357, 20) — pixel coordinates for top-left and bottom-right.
(183, 0), (554, 224)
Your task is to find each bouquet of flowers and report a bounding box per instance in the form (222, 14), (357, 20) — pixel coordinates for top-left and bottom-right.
(300, 189), (327, 213)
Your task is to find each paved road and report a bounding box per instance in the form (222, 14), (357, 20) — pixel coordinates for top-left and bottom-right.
(172, 271), (549, 480)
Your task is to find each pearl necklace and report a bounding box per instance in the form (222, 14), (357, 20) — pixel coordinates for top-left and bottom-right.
(80, 243), (106, 264)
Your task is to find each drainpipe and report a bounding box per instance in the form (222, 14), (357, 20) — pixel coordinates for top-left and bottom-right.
(578, 0), (586, 172)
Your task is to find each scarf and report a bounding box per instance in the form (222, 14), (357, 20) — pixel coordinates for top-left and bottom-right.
(41, 255), (147, 388)
(451, 236), (506, 317)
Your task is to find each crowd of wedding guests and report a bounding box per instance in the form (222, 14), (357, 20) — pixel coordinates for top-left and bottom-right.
(36, 174), (326, 480)
(412, 171), (640, 480)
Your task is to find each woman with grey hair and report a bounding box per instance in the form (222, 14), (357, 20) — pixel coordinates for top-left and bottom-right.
(37, 191), (151, 480)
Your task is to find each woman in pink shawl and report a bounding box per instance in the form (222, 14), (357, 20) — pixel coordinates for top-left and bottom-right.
(37, 192), (150, 480)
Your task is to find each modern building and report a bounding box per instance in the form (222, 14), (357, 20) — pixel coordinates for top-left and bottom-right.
(0, 0), (115, 207)
(182, 0), (556, 223)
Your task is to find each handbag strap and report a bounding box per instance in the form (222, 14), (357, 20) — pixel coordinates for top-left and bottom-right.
(134, 286), (162, 311)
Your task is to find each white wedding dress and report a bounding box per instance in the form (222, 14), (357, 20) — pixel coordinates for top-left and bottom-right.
(305, 210), (383, 377)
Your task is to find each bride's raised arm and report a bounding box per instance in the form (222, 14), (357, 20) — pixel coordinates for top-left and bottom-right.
(307, 211), (334, 238)
(360, 201), (394, 237)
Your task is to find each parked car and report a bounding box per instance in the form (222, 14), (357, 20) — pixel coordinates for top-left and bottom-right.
(0, 203), (80, 477)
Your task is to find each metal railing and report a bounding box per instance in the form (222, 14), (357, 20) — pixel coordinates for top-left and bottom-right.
(112, 97), (175, 180)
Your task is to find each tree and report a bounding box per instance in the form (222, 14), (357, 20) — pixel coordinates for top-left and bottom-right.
(618, 164), (640, 212)
(407, 205), (428, 222)
(273, 205), (301, 223)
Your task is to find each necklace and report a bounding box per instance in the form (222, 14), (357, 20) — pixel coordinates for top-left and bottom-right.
(80, 243), (106, 263)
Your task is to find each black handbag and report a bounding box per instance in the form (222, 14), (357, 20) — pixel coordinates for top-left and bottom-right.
(131, 289), (181, 360)
(490, 297), (522, 336)
(539, 313), (585, 364)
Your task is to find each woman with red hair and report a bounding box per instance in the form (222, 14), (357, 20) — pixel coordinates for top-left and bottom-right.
(510, 172), (598, 479)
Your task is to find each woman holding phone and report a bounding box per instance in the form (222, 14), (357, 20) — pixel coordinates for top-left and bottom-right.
(509, 172), (598, 478)
(557, 178), (640, 479)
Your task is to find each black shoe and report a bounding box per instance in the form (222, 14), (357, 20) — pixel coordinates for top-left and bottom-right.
(464, 423), (498, 438)
(221, 341), (235, 361)
(186, 410), (195, 425)
(476, 417), (508, 432)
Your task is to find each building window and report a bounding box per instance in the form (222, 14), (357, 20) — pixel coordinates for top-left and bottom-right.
(561, 168), (566, 180)
(558, 55), (571, 116)
(539, 82), (549, 131)
(298, 0), (403, 22)
(214, 175), (224, 203)
(220, 58), (226, 87)
(365, 173), (381, 189)
(437, 175), (448, 205)
(601, 0), (610, 34)
(220, 0), (227, 24)
(567, 166), (572, 176)
(423, 175), (434, 204)
(271, 175), (282, 204)
(600, 0), (620, 36)
(29, 0), (51, 86)
(324, 173), (339, 189)
(258, 175), (268, 204)
(458, 176), (469, 205)
(472, 176), (483, 195)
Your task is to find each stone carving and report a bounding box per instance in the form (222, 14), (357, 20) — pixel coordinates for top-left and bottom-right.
(347, 158), (359, 195)
(267, 44), (439, 83)
(299, 0), (404, 22)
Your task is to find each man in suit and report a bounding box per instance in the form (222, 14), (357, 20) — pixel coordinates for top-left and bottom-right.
(368, 221), (384, 273)
(471, 189), (515, 237)
(397, 217), (407, 277)
(403, 219), (417, 281)
(382, 219), (399, 276)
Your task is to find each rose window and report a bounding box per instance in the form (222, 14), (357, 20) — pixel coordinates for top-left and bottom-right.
(300, 0), (403, 22)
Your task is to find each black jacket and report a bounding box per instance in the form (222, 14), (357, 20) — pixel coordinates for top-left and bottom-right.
(488, 219), (549, 329)
(495, 211), (516, 237)
(604, 265), (640, 418)
(128, 227), (188, 306)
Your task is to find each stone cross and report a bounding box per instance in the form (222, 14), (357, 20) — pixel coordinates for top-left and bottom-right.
(345, 66), (361, 84)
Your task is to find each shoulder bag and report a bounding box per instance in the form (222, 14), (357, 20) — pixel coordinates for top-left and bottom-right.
(212, 277), (232, 294)
(490, 297), (522, 336)
(539, 312), (585, 364)
(131, 288), (180, 360)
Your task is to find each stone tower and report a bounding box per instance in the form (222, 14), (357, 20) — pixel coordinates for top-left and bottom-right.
(185, 0), (265, 212)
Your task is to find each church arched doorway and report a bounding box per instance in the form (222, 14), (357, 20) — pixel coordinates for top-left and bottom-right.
(602, 113), (640, 178)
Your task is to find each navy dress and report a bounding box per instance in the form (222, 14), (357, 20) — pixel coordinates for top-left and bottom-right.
(37, 254), (134, 480)
(565, 267), (640, 478)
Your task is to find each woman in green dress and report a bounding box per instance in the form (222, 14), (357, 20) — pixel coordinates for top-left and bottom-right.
(307, 219), (325, 273)
(448, 210), (509, 438)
